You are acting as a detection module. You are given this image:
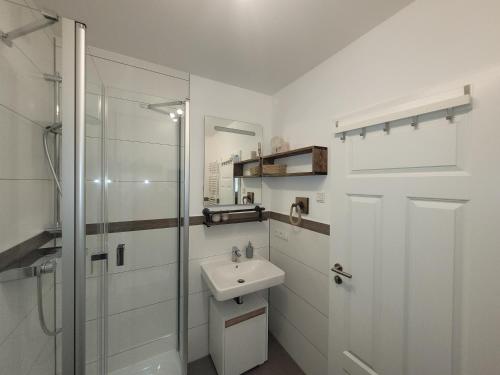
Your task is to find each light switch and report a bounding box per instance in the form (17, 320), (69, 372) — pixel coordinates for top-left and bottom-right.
(316, 192), (326, 203)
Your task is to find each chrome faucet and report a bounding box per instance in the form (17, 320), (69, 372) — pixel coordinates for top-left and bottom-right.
(232, 246), (242, 262)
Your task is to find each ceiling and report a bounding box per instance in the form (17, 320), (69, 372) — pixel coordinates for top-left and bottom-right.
(37, 0), (413, 94)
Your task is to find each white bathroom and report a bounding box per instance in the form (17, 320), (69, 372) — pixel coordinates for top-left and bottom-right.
(0, 0), (499, 374)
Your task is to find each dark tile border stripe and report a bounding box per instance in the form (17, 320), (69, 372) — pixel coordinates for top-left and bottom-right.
(1, 210), (328, 274)
(269, 211), (330, 235)
(0, 231), (55, 273)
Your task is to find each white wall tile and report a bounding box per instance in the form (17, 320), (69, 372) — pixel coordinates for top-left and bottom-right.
(107, 264), (178, 315)
(0, 180), (53, 252)
(270, 247), (329, 316)
(106, 139), (179, 182)
(188, 291), (210, 329)
(269, 306), (327, 375)
(0, 106), (50, 180)
(106, 96), (179, 145)
(187, 323), (209, 362)
(0, 273), (53, 349)
(189, 222), (269, 260)
(106, 228), (178, 273)
(270, 284), (328, 356)
(0, 27), (53, 127)
(107, 300), (177, 357)
(0, 298), (53, 375)
(270, 219), (329, 275)
(86, 181), (178, 223)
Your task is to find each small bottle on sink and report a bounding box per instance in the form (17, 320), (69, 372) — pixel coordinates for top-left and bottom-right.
(245, 241), (254, 259)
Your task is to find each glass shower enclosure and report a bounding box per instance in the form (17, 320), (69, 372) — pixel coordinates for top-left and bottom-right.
(0, 3), (189, 374)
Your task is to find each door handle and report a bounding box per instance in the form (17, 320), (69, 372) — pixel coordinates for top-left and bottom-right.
(331, 263), (352, 279)
(116, 244), (125, 266)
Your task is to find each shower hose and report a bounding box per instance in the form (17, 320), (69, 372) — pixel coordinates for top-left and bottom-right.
(37, 261), (62, 336)
(43, 124), (62, 196)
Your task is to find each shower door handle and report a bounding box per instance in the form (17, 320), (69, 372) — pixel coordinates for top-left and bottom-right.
(116, 244), (125, 266)
(90, 252), (108, 273)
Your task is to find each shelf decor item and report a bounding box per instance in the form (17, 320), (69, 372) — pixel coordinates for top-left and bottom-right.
(248, 165), (261, 176)
(262, 164), (287, 175)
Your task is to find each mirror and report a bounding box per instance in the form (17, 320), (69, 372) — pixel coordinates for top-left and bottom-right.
(204, 116), (263, 206)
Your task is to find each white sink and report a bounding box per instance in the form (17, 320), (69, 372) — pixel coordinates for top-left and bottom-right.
(201, 256), (285, 301)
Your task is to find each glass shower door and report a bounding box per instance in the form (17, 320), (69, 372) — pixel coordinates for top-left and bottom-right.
(83, 81), (189, 374)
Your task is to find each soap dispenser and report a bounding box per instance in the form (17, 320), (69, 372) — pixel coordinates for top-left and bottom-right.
(245, 241), (254, 258)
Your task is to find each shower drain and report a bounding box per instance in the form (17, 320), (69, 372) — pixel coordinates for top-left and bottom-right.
(237, 279), (245, 284)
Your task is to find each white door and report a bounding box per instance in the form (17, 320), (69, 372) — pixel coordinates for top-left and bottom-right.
(329, 74), (500, 375)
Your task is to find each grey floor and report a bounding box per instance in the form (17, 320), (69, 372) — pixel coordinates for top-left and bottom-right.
(188, 334), (305, 375)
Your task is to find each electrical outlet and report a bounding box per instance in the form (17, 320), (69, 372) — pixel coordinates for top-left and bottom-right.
(316, 192), (326, 203)
(274, 229), (288, 241)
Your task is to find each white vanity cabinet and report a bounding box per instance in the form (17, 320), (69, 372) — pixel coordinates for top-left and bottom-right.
(209, 294), (268, 375)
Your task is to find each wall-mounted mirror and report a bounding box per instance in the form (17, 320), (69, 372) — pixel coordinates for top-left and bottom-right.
(204, 116), (263, 206)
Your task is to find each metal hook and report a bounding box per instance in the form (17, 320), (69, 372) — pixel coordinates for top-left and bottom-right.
(446, 108), (454, 122)
(340, 132), (346, 142)
(411, 116), (419, 128)
(383, 122), (390, 134)
(360, 128), (366, 138)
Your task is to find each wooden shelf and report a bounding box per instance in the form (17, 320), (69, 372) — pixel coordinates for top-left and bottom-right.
(262, 145), (327, 162)
(233, 146), (328, 178)
(262, 171), (327, 177)
(234, 157), (261, 165)
(262, 145), (327, 176)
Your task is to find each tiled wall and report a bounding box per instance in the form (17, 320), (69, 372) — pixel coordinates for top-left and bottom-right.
(0, 0), (58, 374)
(268, 220), (329, 375)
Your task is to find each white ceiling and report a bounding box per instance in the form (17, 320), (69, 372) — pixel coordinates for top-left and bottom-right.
(37, 0), (413, 94)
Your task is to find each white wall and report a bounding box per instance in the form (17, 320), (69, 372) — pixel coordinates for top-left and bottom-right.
(269, 0), (500, 374)
(271, 0), (500, 224)
(0, 1), (57, 374)
(187, 75), (273, 362)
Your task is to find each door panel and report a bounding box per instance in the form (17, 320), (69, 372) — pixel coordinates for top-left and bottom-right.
(406, 199), (464, 375)
(329, 85), (481, 375)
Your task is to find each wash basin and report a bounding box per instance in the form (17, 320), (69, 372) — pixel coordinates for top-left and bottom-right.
(201, 257), (285, 301)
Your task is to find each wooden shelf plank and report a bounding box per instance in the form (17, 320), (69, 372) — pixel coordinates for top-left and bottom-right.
(262, 171), (327, 177)
(262, 145), (327, 162)
(234, 157), (261, 165)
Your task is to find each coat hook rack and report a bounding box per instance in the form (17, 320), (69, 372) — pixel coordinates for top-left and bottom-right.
(411, 115), (419, 128)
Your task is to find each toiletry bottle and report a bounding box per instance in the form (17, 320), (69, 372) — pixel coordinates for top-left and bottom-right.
(245, 241), (254, 259)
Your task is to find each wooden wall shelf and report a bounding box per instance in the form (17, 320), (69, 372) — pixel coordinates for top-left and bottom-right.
(263, 145), (327, 177)
(233, 146), (328, 178)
